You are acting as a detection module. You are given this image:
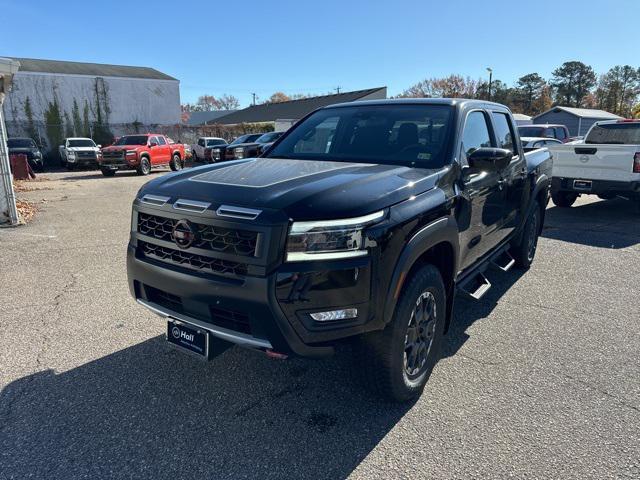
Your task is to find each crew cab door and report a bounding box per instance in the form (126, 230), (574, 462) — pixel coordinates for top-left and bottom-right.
(489, 111), (528, 238)
(154, 136), (171, 164)
(457, 110), (506, 271)
(196, 138), (205, 157)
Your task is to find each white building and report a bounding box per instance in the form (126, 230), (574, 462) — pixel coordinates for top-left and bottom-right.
(2, 57), (180, 154)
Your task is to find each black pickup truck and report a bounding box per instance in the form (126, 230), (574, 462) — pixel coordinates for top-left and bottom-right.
(127, 99), (552, 401)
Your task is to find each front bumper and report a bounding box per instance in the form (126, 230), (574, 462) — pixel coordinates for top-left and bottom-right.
(127, 201), (378, 357)
(128, 246), (375, 357)
(552, 177), (640, 196)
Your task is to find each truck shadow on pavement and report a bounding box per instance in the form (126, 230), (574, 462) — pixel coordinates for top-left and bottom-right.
(541, 198), (639, 248)
(0, 336), (413, 479)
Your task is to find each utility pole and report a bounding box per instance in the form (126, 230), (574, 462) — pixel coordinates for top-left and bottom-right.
(335, 86), (341, 94)
(486, 67), (493, 101)
(251, 93), (257, 106)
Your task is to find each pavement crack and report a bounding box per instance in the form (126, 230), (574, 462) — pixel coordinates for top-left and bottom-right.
(561, 372), (640, 414)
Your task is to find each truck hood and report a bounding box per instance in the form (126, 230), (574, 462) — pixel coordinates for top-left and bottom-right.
(140, 157), (442, 220)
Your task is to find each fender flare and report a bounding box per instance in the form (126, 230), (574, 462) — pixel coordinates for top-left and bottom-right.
(382, 215), (460, 327)
(515, 173), (551, 243)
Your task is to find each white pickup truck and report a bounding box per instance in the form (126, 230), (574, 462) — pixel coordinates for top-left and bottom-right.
(59, 137), (102, 170)
(548, 119), (640, 207)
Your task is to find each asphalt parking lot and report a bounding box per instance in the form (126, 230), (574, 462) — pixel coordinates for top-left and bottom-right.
(1, 169), (639, 479)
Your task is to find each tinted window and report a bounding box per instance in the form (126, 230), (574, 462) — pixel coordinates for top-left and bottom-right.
(256, 132), (283, 143)
(461, 111), (492, 158)
(518, 126), (544, 137)
(68, 139), (95, 147)
(230, 134), (262, 145)
(267, 104), (454, 168)
(206, 139), (225, 146)
(7, 139), (35, 148)
(585, 123), (640, 144)
(198, 139), (205, 146)
(544, 128), (555, 138)
(555, 127), (567, 140)
(491, 112), (516, 153)
(115, 135), (148, 146)
(156, 136), (167, 145)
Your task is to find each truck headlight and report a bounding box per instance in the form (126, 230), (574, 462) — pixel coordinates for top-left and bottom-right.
(234, 147), (245, 159)
(212, 148), (221, 160)
(286, 210), (385, 262)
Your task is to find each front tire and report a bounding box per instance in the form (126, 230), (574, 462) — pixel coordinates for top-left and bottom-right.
(136, 157), (151, 176)
(355, 264), (446, 402)
(551, 190), (578, 207)
(169, 153), (183, 171)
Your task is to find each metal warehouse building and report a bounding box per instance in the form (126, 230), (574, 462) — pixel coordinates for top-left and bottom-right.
(533, 106), (621, 136)
(2, 57), (180, 155)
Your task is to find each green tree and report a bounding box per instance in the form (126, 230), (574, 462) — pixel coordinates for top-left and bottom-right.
(72, 99), (83, 137)
(44, 98), (64, 159)
(515, 73), (546, 115)
(23, 97), (39, 144)
(595, 65), (640, 116)
(551, 61), (596, 107)
(82, 101), (91, 137)
(64, 111), (74, 138)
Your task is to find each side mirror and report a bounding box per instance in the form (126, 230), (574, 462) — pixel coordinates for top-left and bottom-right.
(97, 144), (102, 148)
(467, 147), (512, 171)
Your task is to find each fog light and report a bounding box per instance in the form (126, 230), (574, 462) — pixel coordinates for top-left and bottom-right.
(310, 308), (358, 322)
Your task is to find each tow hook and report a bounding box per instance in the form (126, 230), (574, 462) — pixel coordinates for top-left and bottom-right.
(266, 349), (288, 360)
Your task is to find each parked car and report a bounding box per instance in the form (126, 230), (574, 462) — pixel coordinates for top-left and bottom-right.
(191, 137), (227, 163)
(7, 137), (44, 171)
(521, 136), (563, 152)
(548, 119), (640, 207)
(99, 134), (185, 176)
(215, 133), (263, 161)
(59, 137), (101, 170)
(229, 131), (285, 159)
(127, 98), (552, 402)
(518, 124), (571, 143)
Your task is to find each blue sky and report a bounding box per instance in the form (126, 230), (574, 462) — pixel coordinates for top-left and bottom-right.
(2, 0), (638, 107)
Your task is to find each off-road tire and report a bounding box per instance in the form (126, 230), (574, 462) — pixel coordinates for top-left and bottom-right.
(169, 153), (183, 171)
(101, 168), (116, 177)
(551, 190), (577, 207)
(511, 201), (541, 269)
(355, 264), (446, 402)
(136, 156), (151, 176)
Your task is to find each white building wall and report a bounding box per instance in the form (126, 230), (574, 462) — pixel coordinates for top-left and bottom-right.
(4, 72), (180, 126)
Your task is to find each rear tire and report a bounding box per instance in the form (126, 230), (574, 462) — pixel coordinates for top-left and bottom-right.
(136, 157), (151, 176)
(512, 202), (541, 269)
(101, 168), (116, 177)
(551, 190), (578, 208)
(169, 153), (183, 171)
(355, 264), (446, 402)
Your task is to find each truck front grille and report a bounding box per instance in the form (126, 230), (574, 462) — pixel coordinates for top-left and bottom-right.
(138, 212), (259, 257)
(102, 150), (125, 160)
(139, 241), (248, 276)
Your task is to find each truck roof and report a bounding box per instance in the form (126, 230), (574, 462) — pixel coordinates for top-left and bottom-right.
(325, 97), (510, 110)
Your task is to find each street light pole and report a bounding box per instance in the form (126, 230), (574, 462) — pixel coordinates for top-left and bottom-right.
(486, 67), (493, 101)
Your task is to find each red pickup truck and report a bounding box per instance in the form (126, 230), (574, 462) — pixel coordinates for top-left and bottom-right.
(99, 134), (185, 176)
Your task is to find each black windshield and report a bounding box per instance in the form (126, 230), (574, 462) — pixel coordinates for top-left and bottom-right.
(518, 126), (545, 137)
(115, 135), (148, 146)
(230, 134), (262, 145)
(586, 123), (640, 144)
(68, 139), (96, 147)
(266, 104), (454, 168)
(7, 139), (35, 148)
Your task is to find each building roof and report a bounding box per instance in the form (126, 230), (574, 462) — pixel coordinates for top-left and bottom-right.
(513, 113), (531, 120)
(6, 57), (177, 81)
(186, 110), (237, 126)
(213, 87), (387, 125)
(534, 106), (621, 120)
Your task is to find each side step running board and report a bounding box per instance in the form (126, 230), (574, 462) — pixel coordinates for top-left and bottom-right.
(490, 250), (515, 272)
(457, 272), (492, 301)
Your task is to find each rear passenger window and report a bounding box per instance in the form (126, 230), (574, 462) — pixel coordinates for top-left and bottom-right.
(491, 112), (517, 154)
(544, 128), (555, 138)
(156, 136), (167, 145)
(555, 127), (567, 140)
(461, 111), (492, 159)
